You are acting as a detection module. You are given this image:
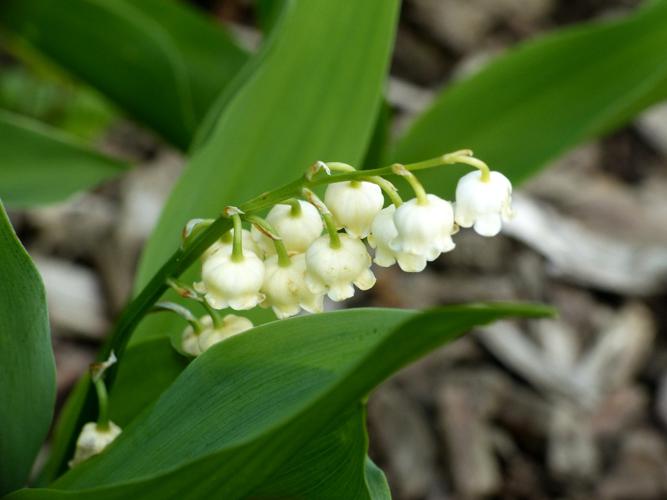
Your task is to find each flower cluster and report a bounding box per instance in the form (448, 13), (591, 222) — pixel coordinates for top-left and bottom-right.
(184, 151), (512, 354)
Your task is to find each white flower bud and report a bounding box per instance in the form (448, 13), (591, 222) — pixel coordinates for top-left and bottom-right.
(454, 171), (513, 237)
(181, 326), (201, 357)
(324, 181), (384, 238)
(181, 314), (254, 356)
(251, 201), (323, 256)
(204, 229), (259, 259)
(196, 249), (265, 310)
(261, 254), (324, 319)
(367, 205), (427, 272)
(69, 421), (121, 468)
(390, 194), (455, 262)
(305, 233), (376, 301)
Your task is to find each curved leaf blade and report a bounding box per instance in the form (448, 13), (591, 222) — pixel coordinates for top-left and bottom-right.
(17, 304), (550, 498)
(0, 0), (247, 148)
(391, 0), (667, 195)
(0, 201), (55, 494)
(0, 110), (129, 207)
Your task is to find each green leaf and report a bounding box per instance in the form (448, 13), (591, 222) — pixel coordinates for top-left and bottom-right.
(0, 110), (129, 207)
(10, 304), (551, 499)
(0, 200), (55, 495)
(250, 405), (391, 499)
(108, 337), (188, 427)
(0, 0), (248, 148)
(255, 0), (288, 33)
(390, 0), (667, 195)
(132, 0), (400, 344)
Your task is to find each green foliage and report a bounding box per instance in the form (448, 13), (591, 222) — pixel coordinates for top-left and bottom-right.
(0, 67), (115, 141)
(0, 0), (248, 148)
(131, 0), (400, 346)
(0, 201), (55, 495)
(109, 338), (188, 427)
(0, 110), (128, 207)
(2, 0), (664, 496)
(391, 0), (667, 195)
(7, 304), (551, 499)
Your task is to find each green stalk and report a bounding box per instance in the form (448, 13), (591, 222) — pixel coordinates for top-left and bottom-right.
(231, 213), (244, 262)
(286, 198), (302, 217)
(93, 379), (109, 431)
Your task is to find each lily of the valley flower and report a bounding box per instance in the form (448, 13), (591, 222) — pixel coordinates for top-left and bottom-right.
(182, 314), (254, 356)
(69, 422), (121, 468)
(390, 194), (456, 262)
(196, 248), (265, 310)
(305, 233), (375, 301)
(454, 170), (513, 237)
(252, 200), (323, 256)
(324, 181), (384, 238)
(261, 253), (324, 318)
(368, 205), (428, 272)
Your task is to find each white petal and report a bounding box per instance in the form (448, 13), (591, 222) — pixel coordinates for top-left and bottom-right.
(353, 268), (376, 291)
(373, 247), (397, 267)
(301, 293), (324, 314)
(273, 304), (301, 319)
(396, 253), (427, 272)
(473, 213), (502, 237)
(328, 283), (355, 302)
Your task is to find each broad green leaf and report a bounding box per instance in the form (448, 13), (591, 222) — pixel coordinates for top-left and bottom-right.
(132, 0), (400, 344)
(0, 200), (55, 495)
(390, 0), (667, 195)
(108, 337), (188, 427)
(0, 110), (129, 207)
(10, 304), (551, 499)
(250, 405), (391, 499)
(0, 0), (247, 148)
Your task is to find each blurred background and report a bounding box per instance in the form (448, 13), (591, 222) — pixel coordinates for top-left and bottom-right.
(2, 0), (667, 498)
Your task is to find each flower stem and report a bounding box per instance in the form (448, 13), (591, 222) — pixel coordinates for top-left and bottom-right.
(245, 214), (291, 267)
(365, 176), (402, 207)
(231, 213), (244, 262)
(302, 188), (341, 249)
(391, 164), (428, 205)
(443, 153), (491, 182)
(322, 213), (341, 249)
(200, 301), (224, 329)
(286, 198), (302, 217)
(325, 162), (356, 173)
(93, 378), (109, 431)
(152, 301), (203, 333)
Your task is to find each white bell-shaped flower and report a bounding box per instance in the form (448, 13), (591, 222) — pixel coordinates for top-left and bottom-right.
(305, 233), (376, 301)
(204, 229), (259, 259)
(454, 170), (513, 237)
(390, 194), (455, 262)
(261, 253), (324, 319)
(69, 421), (121, 467)
(195, 248), (265, 310)
(324, 181), (384, 238)
(368, 205), (428, 272)
(181, 326), (201, 357)
(181, 314), (254, 356)
(251, 200), (323, 256)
